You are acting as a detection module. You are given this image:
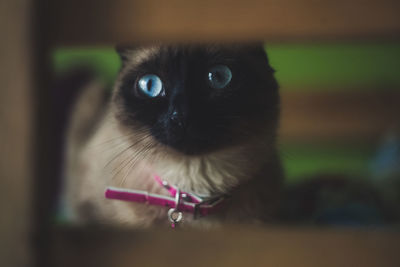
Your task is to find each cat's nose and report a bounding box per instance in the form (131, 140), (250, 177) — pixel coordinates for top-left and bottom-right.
(170, 110), (185, 128)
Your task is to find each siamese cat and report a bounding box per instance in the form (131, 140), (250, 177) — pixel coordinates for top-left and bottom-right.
(64, 44), (283, 228)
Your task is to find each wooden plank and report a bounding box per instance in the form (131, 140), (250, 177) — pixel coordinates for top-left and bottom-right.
(50, 226), (400, 267)
(47, 0), (400, 45)
(0, 0), (33, 266)
(280, 90), (400, 142)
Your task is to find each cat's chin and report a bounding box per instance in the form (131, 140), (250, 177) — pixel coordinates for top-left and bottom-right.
(155, 136), (223, 156)
(161, 141), (216, 156)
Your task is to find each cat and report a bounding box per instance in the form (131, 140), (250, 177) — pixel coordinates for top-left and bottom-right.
(63, 43), (284, 228)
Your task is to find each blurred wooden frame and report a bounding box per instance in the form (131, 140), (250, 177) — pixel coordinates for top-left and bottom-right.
(1, 0), (400, 266)
(48, 0), (400, 44)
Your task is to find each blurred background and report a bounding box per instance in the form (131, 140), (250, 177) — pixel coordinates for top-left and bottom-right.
(1, 0), (400, 266)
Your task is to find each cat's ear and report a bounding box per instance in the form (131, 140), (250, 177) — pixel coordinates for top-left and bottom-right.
(247, 43), (275, 73)
(116, 45), (135, 62)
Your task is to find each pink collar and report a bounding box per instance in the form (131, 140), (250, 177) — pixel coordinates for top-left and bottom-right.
(105, 175), (227, 227)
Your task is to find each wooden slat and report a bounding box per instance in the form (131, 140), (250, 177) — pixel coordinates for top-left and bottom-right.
(0, 0), (32, 266)
(47, 0), (400, 45)
(280, 90), (400, 142)
(50, 226), (400, 267)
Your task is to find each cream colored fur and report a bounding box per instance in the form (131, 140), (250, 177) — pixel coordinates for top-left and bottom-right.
(65, 106), (280, 227)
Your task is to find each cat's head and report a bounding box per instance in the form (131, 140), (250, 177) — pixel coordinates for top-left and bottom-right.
(113, 44), (279, 155)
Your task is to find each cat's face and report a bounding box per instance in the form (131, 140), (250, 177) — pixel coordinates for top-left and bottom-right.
(113, 44), (279, 155)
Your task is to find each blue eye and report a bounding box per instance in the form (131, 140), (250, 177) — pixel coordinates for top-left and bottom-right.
(207, 65), (232, 89)
(137, 74), (163, 97)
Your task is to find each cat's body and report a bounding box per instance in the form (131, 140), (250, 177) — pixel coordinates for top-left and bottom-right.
(64, 44), (283, 228)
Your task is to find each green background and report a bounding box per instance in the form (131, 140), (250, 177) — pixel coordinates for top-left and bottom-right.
(53, 43), (400, 90)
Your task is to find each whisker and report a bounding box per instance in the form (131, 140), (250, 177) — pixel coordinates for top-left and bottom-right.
(102, 132), (152, 172)
(103, 143), (137, 171)
(109, 133), (152, 173)
(88, 126), (149, 149)
(117, 142), (157, 186)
